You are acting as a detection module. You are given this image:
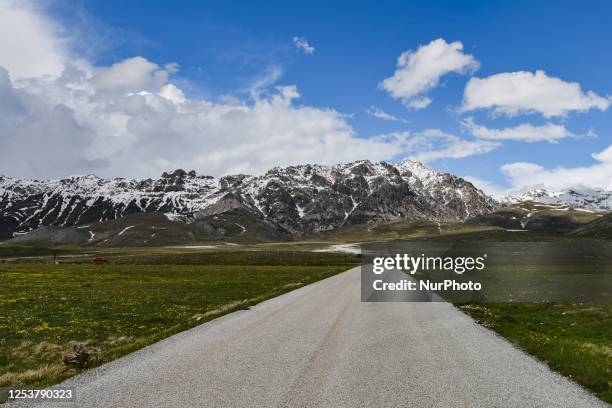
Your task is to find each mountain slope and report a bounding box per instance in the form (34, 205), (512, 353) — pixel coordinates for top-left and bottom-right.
(467, 200), (605, 234)
(0, 160), (498, 243)
(569, 213), (612, 239)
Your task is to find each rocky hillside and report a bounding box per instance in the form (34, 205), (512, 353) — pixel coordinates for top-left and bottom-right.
(0, 159), (498, 242)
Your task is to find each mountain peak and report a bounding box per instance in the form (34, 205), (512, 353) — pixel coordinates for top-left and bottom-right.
(161, 169), (199, 179)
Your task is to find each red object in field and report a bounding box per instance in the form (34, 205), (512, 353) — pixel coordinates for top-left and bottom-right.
(91, 256), (108, 265)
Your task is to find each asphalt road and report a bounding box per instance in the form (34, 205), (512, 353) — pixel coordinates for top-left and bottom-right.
(14, 267), (608, 407)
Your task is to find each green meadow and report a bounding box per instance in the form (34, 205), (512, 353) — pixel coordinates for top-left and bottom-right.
(0, 249), (359, 392)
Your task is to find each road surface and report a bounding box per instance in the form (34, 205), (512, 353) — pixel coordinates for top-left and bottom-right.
(13, 267), (608, 407)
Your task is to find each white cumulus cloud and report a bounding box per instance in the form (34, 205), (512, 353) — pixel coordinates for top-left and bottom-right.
(461, 70), (610, 118)
(461, 117), (575, 143)
(380, 38), (479, 109)
(92, 57), (172, 94)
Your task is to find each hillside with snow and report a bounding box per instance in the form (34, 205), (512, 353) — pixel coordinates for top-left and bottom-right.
(505, 187), (612, 211)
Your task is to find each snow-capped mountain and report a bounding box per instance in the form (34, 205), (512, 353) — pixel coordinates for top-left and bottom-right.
(505, 187), (612, 211)
(0, 160), (498, 240)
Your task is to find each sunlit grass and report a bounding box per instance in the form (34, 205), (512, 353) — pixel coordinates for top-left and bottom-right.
(0, 256), (357, 389)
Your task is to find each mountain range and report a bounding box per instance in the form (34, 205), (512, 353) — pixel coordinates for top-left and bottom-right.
(0, 160), (497, 245)
(4, 159), (611, 246)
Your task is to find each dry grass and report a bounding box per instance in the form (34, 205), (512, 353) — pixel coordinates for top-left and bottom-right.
(0, 365), (66, 387)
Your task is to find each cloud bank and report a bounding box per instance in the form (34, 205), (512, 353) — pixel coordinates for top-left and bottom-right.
(0, 64), (402, 178)
(0, 56), (488, 178)
(0, 4), (493, 179)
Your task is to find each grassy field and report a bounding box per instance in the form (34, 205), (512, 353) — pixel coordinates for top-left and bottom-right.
(0, 250), (358, 393)
(308, 220), (496, 242)
(460, 302), (612, 403)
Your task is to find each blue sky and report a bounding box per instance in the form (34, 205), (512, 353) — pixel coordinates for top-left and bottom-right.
(0, 0), (611, 195)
